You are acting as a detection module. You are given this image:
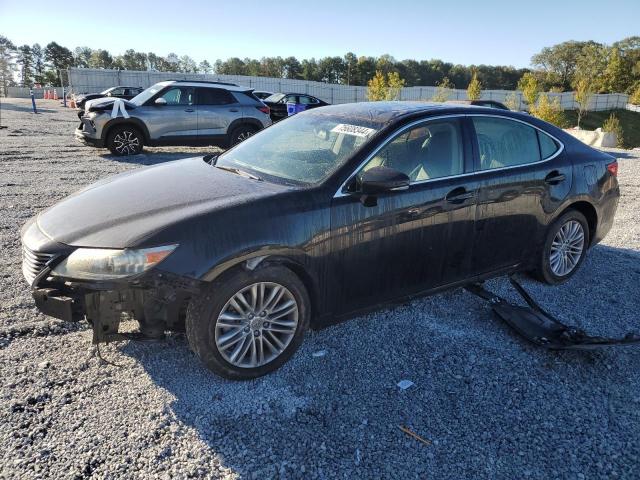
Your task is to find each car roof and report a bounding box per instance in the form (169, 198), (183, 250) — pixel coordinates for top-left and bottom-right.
(302, 101), (540, 129)
(156, 80), (248, 91)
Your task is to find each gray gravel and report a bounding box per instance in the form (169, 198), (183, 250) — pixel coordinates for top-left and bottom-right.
(1, 98), (640, 480)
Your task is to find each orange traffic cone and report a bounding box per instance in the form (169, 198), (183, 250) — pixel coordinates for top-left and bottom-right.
(70, 98), (76, 108)
(43, 90), (48, 100)
(53, 89), (58, 100)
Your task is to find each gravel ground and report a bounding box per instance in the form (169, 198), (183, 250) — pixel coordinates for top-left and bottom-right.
(1, 98), (639, 480)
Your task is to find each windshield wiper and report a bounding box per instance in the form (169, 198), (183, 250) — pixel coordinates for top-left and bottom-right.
(215, 165), (262, 181)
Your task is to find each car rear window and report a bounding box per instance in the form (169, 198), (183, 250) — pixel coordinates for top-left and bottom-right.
(197, 88), (236, 105)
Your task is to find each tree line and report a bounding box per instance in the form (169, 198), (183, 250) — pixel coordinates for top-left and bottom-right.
(1, 34), (639, 97)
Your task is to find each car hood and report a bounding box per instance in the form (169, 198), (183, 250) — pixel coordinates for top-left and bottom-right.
(86, 97), (137, 112)
(36, 157), (291, 248)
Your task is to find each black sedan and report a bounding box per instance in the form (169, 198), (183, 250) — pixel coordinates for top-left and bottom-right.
(74, 86), (144, 110)
(262, 92), (329, 121)
(21, 102), (619, 379)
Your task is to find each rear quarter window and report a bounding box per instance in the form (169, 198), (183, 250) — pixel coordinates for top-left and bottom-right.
(538, 130), (560, 159)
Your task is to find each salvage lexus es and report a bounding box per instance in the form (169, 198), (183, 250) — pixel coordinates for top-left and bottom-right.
(21, 102), (619, 379)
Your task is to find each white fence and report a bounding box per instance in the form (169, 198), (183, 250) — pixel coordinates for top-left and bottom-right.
(7, 86), (66, 99)
(8, 68), (634, 112)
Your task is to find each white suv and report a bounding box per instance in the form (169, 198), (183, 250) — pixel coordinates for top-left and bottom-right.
(75, 80), (272, 155)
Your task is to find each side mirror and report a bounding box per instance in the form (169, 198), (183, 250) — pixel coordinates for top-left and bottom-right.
(154, 97), (167, 106)
(105, 92), (112, 97)
(357, 166), (410, 195)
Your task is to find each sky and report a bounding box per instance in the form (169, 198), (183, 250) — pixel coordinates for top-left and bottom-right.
(1, 0), (639, 68)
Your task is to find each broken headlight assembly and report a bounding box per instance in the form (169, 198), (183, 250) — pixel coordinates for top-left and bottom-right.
(51, 245), (178, 280)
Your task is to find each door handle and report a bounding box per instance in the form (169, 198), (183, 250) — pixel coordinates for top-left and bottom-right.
(446, 187), (476, 204)
(545, 171), (566, 185)
(184, 108), (195, 112)
(229, 108), (239, 112)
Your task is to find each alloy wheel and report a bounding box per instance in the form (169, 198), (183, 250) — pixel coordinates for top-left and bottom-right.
(214, 282), (299, 368)
(113, 130), (140, 155)
(549, 220), (585, 277)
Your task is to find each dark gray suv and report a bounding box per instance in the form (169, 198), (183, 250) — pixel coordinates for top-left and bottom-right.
(75, 80), (272, 155)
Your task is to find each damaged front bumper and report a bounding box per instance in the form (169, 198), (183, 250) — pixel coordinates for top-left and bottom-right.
(30, 270), (202, 344)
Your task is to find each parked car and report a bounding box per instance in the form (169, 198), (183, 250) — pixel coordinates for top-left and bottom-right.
(75, 80), (271, 155)
(252, 90), (274, 100)
(446, 99), (510, 110)
(263, 92), (328, 120)
(74, 86), (144, 111)
(23, 102), (619, 378)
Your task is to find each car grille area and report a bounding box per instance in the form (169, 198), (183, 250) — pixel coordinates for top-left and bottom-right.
(22, 246), (55, 286)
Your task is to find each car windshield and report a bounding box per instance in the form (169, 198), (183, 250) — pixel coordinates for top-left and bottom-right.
(264, 93), (285, 103)
(215, 112), (379, 185)
(130, 83), (166, 106)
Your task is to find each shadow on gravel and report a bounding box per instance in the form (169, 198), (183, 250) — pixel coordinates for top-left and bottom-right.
(117, 242), (640, 478)
(100, 150), (224, 166)
(0, 102), (56, 114)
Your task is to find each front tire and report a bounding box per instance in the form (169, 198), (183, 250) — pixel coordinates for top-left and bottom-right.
(534, 210), (589, 285)
(107, 125), (144, 156)
(186, 265), (310, 379)
(228, 125), (257, 147)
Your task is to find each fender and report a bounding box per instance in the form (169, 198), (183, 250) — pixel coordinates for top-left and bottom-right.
(101, 117), (152, 143)
(200, 245), (321, 321)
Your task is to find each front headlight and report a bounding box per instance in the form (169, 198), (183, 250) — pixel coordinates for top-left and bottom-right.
(51, 245), (178, 280)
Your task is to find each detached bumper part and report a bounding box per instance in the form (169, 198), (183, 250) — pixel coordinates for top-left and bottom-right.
(466, 277), (640, 350)
(32, 288), (83, 323)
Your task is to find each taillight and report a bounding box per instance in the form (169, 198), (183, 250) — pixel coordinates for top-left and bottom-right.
(606, 161), (618, 177)
(257, 105), (270, 115)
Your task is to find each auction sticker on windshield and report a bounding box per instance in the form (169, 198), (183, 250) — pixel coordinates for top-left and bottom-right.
(331, 124), (377, 138)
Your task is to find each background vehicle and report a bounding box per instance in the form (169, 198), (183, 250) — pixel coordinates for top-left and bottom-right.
(74, 86), (144, 111)
(25, 103), (618, 378)
(75, 80), (271, 155)
(252, 90), (274, 100)
(263, 93), (329, 120)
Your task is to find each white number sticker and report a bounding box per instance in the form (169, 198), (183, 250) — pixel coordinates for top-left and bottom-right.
(331, 124), (376, 138)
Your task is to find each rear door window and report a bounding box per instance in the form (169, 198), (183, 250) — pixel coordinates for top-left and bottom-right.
(197, 88), (236, 105)
(538, 131), (560, 159)
(472, 117), (542, 170)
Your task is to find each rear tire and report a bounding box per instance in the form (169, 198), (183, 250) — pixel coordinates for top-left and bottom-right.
(533, 210), (589, 285)
(186, 265), (309, 379)
(107, 125), (144, 156)
(228, 125), (257, 147)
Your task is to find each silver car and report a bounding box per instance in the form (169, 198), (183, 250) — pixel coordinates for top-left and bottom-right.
(75, 80), (272, 155)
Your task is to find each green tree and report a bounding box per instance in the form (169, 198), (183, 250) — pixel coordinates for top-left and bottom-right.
(16, 45), (33, 86)
(198, 60), (212, 74)
(573, 77), (593, 128)
(602, 113), (624, 147)
(367, 71), (387, 101)
(531, 40), (601, 90)
(283, 56), (302, 79)
(431, 77), (453, 102)
(467, 71), (482, 100)
(88, 49), (113, 69)
(504, 92), (519, 111)
(601, 48), (627, 93)
(44, 41), (74, 72)
(0, 36), (17, 95)
(630, 83), (640, 105)
(73, 46), (92, 68)
(31, 43), (46, 83)
(179, 55), (197, 73)
(531, 94), (567, 127)
(517, 72), (540, 109)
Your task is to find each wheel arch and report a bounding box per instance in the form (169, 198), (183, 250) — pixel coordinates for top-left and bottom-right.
(556, 201), (598, 247)
(102, 117), (151, 144)
(201, 250), (320, 325)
